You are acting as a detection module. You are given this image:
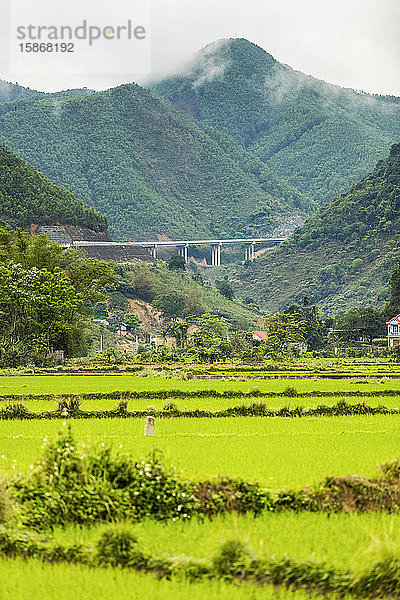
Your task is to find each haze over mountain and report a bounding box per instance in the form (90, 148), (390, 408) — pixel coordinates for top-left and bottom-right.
(151, 38), (400, 204)
(0, 83), (311, 241)
(0, 79), (93, 106)
(0, 143), (106, 232)
(230, 143), (400, 314)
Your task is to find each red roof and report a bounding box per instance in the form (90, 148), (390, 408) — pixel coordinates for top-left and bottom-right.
(387, 314), (400, 324)
(253, 331), (268, 340)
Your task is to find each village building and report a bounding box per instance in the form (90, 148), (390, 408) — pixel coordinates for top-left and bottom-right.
(252, 331), (268, 342)
(387, 314), (400, 347)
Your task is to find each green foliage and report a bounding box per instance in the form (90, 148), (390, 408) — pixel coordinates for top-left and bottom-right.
(0, 229), (116, 363)
(334, 308), (386, 342)
(0, 143), (106, 231)
(217, 280), (235, 300)
(154, 291), (186, 319)
(211, 541), (251, 579)
(285, 303), (328, 350)
(0, 82), (309, 240)
(13, 428), (198, 530)
(115, 262), (258, 330)
(263, 313), (307, 354)
(168, 254), (186, 271)
(152, 38), (400, 206)
(0, 262), (85, 365)
(386, 260), (400, 317)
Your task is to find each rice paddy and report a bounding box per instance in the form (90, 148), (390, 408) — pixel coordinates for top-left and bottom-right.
(2, 361), (400, 597)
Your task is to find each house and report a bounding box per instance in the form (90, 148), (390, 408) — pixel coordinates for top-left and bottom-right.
(387, 314), (400, 347)
(252, 331), (268, 342)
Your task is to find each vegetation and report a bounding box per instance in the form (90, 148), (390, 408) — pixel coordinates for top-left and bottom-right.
(114, 261), (259, 330)
(2, 406), (400, 487)
(0, 229), (116, 364)
(2, 363), (400, 595)
(232, 144), (400, 313)
(0, 82), (310, 240)
(0, 80), (40, 104)
(151, 38), (400, 205)
(0, 144), (106, 231)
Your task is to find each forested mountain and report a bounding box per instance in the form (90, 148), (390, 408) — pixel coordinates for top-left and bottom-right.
(151, 38), (400, 204)
(0, 83), (311, 240)
(0, 144), (107, 231)
(229, 144), (400, 314)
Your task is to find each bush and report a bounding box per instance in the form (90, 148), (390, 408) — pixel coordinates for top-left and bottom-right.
(195, 477), (272, 516)
(96, 530), (144, 568)
(13, 429), (199, 529)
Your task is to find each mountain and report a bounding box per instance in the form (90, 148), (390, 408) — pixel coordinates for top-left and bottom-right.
(0, 144), (106, 231)
(229, 143), (400, 314)
(0, 83), (311, 241)
(150, 38), (400, 205)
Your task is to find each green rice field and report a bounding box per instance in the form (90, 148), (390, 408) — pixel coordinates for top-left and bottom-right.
(0, 374), (400, 396)
(2, 366), (400, 597)
(2, 413), (400, 488)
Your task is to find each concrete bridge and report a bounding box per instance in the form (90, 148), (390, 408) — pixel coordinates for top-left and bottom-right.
(68, 237), (286, 266)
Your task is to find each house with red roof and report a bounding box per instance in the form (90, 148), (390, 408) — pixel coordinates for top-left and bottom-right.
(387, 314), (400, 347)
(252, 331), (268, 342)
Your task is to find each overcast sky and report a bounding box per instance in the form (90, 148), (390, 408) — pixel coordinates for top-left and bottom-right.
(1, 0), (399, 96)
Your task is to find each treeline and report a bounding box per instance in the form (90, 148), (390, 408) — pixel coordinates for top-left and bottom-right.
(0, 229), (115, 365)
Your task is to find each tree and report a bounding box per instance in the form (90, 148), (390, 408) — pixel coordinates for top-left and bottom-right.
(125, 315), (141, 332)
(217, 280), (235, 300)
(264, 313), (307, 354)
(162, 320), (189, 348)
(285, 303), (328, 350)
(0, 263), (86, 364)
(154, 291), (186, 319)
(190, 314), (229, 348)
(0, 229), (117, 364)
(168, 254), (186, 271)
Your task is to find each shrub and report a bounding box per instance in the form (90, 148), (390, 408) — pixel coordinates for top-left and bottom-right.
(194, 477), (272, 516)
(96, 530), (145, 568)
(13, 429), (199, 529)
(212, 540), (251, 579)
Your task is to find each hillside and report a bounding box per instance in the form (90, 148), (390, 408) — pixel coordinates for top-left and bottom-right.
(151, 38), (400, 204)
(0, 144), (107, 231)
(230, 144), (400, 314)
(115, 261), (261, 331)
(0, 83), (311, 241)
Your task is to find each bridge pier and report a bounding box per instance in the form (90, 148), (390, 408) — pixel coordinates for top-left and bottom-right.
(244, 243), (255, 261)
(150, 244), (158, 259)
(178, 244), (189, 263)
(211, 244), (221, 267)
